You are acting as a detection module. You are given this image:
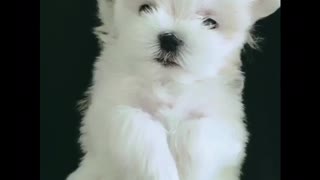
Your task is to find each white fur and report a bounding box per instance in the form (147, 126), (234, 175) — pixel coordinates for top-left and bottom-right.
(67, 0), (280, 180)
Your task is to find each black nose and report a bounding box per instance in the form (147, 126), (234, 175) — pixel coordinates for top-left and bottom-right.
(158, 32), (182, 52)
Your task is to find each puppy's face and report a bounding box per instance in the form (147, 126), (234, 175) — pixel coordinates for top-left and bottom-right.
(109, 0), (279, 79)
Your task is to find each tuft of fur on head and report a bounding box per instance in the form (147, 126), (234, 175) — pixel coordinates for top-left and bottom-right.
(77, 87), (93, 116)
(246, 29), (262, 50)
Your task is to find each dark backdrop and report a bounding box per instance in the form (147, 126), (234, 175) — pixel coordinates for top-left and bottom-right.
(40, 1), (280, 180)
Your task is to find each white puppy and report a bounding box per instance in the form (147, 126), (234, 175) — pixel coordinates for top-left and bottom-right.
(67, 0), (280, 180)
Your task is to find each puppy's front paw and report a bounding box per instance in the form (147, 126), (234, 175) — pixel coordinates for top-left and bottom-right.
(108, 106), (180, 180)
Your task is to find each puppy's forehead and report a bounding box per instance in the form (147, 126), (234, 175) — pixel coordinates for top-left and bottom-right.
(156, 0), (250, 16)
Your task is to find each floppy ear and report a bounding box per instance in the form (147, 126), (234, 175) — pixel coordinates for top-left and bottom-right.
(95, 0), (115, 34)
(251, 0), (280, 23)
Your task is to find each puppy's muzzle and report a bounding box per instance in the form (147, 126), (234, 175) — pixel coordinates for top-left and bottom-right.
(158, 32), (183, 53)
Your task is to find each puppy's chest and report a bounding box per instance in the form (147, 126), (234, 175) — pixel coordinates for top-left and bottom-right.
(140, 81), (205, 132)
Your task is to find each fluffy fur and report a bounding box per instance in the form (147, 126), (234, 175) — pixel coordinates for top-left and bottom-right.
(67, 0), (280, 180)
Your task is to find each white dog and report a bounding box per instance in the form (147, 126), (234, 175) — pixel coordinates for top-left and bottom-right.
(67, 0), (280, 180)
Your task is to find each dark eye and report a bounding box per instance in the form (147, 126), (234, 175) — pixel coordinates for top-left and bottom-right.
(202, 18), (218, 29)
(139, 4), (154, 14)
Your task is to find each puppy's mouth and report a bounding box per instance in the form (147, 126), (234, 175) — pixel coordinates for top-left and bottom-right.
(155, 55), (180, 67)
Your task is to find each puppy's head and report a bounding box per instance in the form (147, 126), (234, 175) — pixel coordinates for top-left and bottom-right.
(97, 0), (280, 80)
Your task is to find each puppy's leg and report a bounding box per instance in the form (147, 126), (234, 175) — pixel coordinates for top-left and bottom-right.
(171, 118), (244, 180)
(103, 106), (180, 180)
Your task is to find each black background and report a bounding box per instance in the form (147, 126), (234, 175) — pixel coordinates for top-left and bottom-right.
(40, 1), (280, 180)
